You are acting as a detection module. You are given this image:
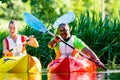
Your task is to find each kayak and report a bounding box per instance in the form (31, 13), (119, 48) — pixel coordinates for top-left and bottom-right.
(0, 54), (41, 73)
(48, 57), (96, 73)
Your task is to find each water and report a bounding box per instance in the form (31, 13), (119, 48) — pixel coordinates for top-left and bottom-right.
(0, 73), (42, 80)
(0, 67), (120, 80)
(46, 70), (120, 80)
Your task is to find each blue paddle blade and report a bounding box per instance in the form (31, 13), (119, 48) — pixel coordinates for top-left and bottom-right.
(24, 12), (48, 33)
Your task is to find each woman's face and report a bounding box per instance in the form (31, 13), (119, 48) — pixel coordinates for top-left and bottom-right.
(9, 23), (18, 36)
(59, 25), (70, 39)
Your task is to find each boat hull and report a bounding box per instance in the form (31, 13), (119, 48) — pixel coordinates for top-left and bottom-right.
(0, 54), (41, 73)
(48, 57), (96, 73)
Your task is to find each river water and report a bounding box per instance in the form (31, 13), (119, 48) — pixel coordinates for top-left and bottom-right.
(0, 66), (120, 80)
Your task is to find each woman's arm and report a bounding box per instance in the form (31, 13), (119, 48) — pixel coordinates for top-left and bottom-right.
(2, 39), (12, 56)
(25, 35), (39, 48)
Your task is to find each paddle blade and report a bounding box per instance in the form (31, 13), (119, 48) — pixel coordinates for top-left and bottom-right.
(53, 12), (75, 28)
(24, 12), (48, 33)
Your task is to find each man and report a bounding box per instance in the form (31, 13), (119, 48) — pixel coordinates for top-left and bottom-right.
(48, 23), (104, 68)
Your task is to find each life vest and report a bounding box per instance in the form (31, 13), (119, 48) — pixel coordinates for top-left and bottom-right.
(54, 35), (87, 59)
(59, 36), (74, 58)
(5, 35), (26, 56)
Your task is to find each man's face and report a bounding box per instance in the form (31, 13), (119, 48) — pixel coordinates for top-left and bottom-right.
(59, 25), (70, 39)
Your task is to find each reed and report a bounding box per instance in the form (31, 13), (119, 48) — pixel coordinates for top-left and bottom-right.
(70, 11), (120, 65)
(0, 29), (9, 57)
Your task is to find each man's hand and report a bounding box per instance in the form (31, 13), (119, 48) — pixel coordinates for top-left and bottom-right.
(96, 60), (105, 69)
(53, 36), (61, 43)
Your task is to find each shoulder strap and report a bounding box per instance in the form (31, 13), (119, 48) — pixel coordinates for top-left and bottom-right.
(21, 35), (26, 47)
(21, 35), (25, 42)
(5, 36), (26, 50)
(5, 38), (9, 50)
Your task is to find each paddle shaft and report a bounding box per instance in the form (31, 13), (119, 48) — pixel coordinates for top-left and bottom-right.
(48, 31), (107, 70)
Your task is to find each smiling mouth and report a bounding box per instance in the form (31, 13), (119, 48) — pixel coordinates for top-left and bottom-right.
(62, 34), (67, 38)
(10, 32), (14, 34)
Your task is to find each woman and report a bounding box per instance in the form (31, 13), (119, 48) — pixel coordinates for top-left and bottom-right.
(2, 20), (39, 56)
(2, 20), (41, 72)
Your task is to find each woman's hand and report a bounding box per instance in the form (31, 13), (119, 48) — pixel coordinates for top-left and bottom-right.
(26, 35), (39, 48)
(29, 35), (34, 39)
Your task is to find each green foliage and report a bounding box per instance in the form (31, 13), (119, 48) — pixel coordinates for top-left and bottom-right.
(0, 0), (10, 3)
(0, 0), (30, 20)
(22, 0), (28, 3)
(70, 11), (120, 65)
(30, 0), (58, 25)
(0, 29), (9, 58)
(105, 0), (120, 18)
(1, 0), (120, 21)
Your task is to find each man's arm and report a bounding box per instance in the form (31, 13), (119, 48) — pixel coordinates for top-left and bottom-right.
(81, 47), (104, 68)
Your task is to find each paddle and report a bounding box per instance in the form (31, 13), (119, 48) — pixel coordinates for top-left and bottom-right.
(53, 12), (75, 28)
(3, 58), (16, 64)
(23, 12), (107, 70)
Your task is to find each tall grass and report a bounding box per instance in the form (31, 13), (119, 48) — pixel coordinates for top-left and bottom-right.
(0, 11), (120, 67)
(0, 29), (9, 57)
(70, 11), (120, 65)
